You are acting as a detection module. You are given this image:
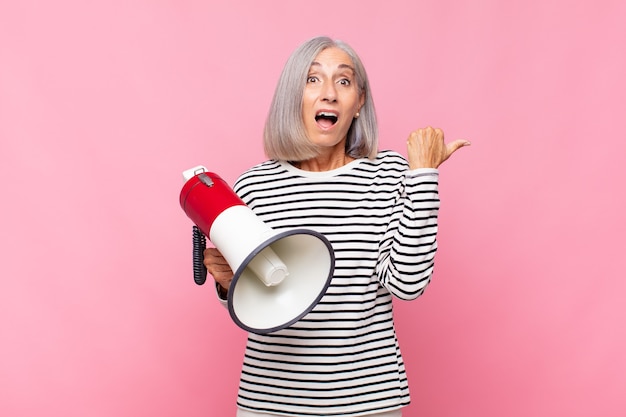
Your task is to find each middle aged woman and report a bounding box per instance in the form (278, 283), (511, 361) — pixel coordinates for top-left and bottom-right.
(204, 36), (470, 417)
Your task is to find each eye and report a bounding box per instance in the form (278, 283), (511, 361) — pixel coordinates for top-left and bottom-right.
(307, 76), (319, 83)
(338, 78), (351, 86)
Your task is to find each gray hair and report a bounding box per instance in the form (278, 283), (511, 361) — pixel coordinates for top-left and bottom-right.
(263, 36), (378, 161)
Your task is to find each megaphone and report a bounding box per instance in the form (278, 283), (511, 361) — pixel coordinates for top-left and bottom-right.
(179, 166), (335, 334)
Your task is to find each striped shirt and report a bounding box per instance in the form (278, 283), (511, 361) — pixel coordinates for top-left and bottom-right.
(232, 150), (440, 416)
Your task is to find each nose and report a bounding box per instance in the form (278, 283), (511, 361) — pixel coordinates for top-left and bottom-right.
(321, 82), (337, 102)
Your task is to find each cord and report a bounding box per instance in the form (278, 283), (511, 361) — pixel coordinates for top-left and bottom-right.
(192, 226), (207, 285)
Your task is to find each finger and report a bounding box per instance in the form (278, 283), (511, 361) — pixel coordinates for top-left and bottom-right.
(204, 257), (232, 270)
(446, 139), (471, 157)
(203, 247), (221, 257)
(203, 247), (234, 278)
(207, 264), (234, 288)
(204, 248), (227, 261)
(205, 262), (232, 271)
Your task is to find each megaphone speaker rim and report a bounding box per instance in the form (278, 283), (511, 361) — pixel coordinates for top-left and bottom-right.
(227, 228), (335, 335)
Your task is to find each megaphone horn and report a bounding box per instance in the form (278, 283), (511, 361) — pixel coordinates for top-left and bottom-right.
(179, 166), (335, 334)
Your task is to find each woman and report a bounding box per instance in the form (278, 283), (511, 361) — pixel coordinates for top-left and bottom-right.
(205, 36), (469, 417)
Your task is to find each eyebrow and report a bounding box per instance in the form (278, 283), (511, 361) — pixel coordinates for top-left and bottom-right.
(309, 61), (356, 73)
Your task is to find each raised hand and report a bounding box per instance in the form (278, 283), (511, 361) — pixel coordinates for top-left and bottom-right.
(406, 126), (470, 169)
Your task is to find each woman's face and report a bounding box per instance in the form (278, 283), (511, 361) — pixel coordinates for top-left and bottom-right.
(302, 47), (364, 153)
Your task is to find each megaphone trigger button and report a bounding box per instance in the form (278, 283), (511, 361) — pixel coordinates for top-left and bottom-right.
(198, 173), (214, 187)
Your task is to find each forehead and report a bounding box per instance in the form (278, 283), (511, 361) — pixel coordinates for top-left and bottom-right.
(309, 47), (355, 72)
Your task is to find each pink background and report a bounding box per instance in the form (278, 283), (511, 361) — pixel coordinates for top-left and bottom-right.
(2, 1), (625, 416)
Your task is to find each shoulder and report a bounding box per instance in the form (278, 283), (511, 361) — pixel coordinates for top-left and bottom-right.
(233, 160), (289, 194)
(355, 150), (409, 175)
(374, 150), (409, 166)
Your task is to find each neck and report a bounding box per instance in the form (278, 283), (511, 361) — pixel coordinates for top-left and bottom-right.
(294, 152), (354, 172)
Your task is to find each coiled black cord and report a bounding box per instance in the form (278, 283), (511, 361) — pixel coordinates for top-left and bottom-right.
(192, 226), (207, 285)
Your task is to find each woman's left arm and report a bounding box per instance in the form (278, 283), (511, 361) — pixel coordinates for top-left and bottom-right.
(377, 127), (469, 299)
(376, 168), (440, 300)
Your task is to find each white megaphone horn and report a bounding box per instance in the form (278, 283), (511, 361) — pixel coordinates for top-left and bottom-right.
(179, 166), (335, 334)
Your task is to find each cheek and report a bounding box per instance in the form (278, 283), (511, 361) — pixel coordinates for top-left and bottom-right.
(346, 92), (362, 112)
(301, 94), (315, 118)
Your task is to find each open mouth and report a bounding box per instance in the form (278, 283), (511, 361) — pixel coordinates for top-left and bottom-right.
(315, 111), (338, 128)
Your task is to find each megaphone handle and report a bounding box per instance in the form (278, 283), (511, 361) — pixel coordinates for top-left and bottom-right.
(192, 226), (207, 285)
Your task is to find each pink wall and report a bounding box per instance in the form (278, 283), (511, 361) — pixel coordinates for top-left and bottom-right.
(2, 1), (625, 416)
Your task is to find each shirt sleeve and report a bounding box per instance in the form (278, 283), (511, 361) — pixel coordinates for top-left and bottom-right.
(376, 168), (440, 300)
(215, 283), (228, 308)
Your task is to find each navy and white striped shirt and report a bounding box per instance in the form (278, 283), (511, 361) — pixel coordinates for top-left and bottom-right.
(232, 150), (440, 416)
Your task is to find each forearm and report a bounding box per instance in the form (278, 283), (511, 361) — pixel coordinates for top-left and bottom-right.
(378, 169), (440, 300)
